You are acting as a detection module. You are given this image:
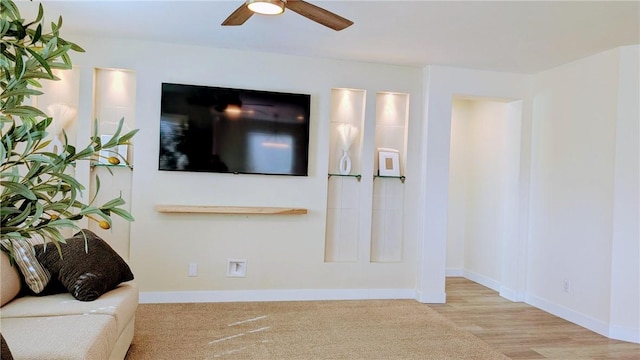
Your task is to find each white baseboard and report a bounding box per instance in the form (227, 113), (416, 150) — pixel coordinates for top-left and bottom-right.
(499, 285), (525, 302)
(140, 288), (417, 304)
(527, 295), (639, 343)
(447, 269), (523, 301)
(609, 324), (640, 344)
(525, 293), (610, 339)
(415, 290), (446, 304)
(445, 268), (464, 277)
(461, 269), (501, 292)
(447, 270), (638, 344)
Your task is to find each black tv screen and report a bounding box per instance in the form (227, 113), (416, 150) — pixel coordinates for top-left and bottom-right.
(159, 83), (311, 176)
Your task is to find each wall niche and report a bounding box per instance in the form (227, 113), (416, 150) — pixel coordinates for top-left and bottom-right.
(325, 88), (366, 262)
(371, 92), (409, 262)
(88, 67), (137, 260)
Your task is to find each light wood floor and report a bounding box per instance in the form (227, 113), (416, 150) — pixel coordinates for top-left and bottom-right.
(428, 277), (640, 360)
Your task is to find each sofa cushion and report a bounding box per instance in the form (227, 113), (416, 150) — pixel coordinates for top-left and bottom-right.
(1, 281), (138, 335)
(35, 229), (134, 301)
(1, 314), (117, 360)
(0, 252), (21, 306)
(1, 332), (13, 360)
(0, 240), (50, 294)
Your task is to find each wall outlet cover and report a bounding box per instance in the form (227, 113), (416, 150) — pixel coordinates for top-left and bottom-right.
(227, 259), (247, 277)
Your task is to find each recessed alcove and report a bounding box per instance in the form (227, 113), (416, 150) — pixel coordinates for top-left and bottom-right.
(33, 68), (81, 156)
(370, 91), (409, 263)
(325, 88), (366, 262)
(32, 68), (81, 238)
(447, 96), (523, 288)
(87, 67), (137, 260)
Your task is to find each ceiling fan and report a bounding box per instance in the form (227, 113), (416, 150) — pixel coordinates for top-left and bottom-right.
(222, 0), (353, 31)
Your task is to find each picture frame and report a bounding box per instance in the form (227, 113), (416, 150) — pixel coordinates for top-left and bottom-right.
(378, 148), (400, 177)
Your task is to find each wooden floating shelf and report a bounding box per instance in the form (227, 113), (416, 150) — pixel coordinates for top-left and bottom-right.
(155, 205), (308, 215)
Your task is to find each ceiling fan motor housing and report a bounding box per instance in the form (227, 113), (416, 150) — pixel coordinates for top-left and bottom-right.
(247, 0), (286, 15)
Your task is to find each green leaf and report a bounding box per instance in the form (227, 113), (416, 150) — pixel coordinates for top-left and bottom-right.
(0, 0), (135, 243)
(0, 206), (21, 216)
(45, 44), (72, 63)
(100, 197), (125, 209)
(23, 162), (46, 181)
(77, 206), (101, 216)
(0, 0), (21, 21)
(4, 105), (47, 118)
(25, 47), (52, 78)
(36, 4), (44, 24)
(5, 203), (32, 227)
(68, 144), (95, 161)
(102, 118), (126, 148)
(0, 87), (43, 99)
(118, 129), (139, 144)
(0, 181), (37, 200)
(88, 175), (100, 205)
(24, 153), (57, 165)
(31, 23), (42, 43)
(65, 144), (76, 157)
(34, 139), (52, 151)
(26, 202), (44, 227)
(13, 46), (24, 80)
(50, 172), (84, 192)
(109, 207), (135, 222)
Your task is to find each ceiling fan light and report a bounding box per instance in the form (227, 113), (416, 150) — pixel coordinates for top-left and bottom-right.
(247, 0), (285, 15)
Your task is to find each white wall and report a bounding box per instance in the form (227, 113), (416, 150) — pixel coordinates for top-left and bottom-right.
(418, 66), (533, 302)
(447, 99), (522, 289)
(528, 45), (639, 342)
(66, 36), (423, 300)
(609, 45), (640, 343)
(429, 47), (638, 342)
(39, 24), (638, 341)
(446, 101), (470, 273)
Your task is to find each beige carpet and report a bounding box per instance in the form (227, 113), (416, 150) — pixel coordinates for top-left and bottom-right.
(125, 299), (509, 360)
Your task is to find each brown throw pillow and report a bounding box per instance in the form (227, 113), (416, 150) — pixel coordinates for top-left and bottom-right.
(35, 229), (134, 301)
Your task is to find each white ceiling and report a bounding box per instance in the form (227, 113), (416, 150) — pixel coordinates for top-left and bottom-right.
(15, 0), (640, 74)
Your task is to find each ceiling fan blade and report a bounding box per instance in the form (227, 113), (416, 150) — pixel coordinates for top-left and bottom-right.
(222, 3), (254, 26)
(285, 0), (353, 31)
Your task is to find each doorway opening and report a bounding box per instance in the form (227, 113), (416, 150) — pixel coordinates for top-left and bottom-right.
(446, 96), (523, 299)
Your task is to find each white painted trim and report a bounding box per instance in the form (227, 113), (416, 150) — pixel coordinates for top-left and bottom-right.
(526, 293), (610, 339)
(445, 268), (464, 277)
(609, 325), (640, 344)
(498, 285), (524, 302)
(140, 288), (417, 304)
(415, 290), (446, 304)
(448, 271), (524, 302)
(462, 270), (501, 292)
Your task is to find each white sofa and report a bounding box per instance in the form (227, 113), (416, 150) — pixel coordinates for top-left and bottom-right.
(1, 250), (138, 360)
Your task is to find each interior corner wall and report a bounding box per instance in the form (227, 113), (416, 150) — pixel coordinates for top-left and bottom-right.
(65, 35), (423, 298)
(417, 66), (532, 303)
(528, 46), (639, 341)
(446, 100), (471, 274)
(609, 45), (639, 343)
(448, 99), (521, 290)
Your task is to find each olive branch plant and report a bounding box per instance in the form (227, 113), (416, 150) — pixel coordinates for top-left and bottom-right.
(1, 0), (138, 256)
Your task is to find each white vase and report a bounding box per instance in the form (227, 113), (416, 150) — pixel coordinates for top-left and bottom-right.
(339, 150), (351, 175)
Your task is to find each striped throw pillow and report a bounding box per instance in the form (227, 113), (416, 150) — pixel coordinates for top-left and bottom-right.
(0, 239), (51, 294)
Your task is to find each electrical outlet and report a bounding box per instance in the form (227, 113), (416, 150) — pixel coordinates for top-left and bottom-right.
(227, 259), (247, 277)
(562, 279), (571, 293)
(188, 263), (198, 277)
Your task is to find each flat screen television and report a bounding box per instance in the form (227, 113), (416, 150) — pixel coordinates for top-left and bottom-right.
(159, 83), (311, 176)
